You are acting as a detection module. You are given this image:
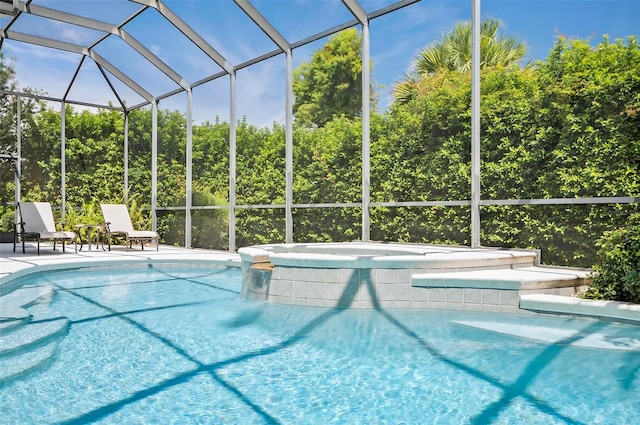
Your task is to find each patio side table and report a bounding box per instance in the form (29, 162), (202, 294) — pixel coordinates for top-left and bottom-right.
(75, 224), (106, 252)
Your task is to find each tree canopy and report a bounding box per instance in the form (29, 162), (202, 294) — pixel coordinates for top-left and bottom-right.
(394, 18), (527, 103)
(293, 28), (373, 127)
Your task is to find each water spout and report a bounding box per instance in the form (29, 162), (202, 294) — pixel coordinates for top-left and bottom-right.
(240, 262), (273, 300)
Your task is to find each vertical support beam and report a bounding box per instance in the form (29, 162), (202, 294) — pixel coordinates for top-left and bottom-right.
(341, 0), (370, 241)
(361, 21), (371, 242)
(229, 72), (237, 252)
(152, 101), (158, 232)
(15, 95), (21, 205)
(185, 89), (193, 248)
(123, 111), (129, 202)
(285, 50), (293, 243)
(470, 0), (481, 248)
(60, 101), (66, 218)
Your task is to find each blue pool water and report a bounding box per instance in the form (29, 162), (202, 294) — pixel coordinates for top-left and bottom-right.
(1, 265), (639, 424)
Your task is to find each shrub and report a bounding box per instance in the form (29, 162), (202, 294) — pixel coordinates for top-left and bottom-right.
(582, 212), (640, 303)
(0, 208), (14, 232)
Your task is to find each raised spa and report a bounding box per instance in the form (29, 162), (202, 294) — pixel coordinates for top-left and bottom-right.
(237, 242), (590, 311)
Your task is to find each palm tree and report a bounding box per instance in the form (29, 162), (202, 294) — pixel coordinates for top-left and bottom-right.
(393, 18), (527, 103)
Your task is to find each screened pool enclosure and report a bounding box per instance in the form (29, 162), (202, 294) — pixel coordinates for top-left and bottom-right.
(0, 0), (638, 266)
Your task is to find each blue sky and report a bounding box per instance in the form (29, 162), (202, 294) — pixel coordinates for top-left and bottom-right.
(2, 0), (639, 127)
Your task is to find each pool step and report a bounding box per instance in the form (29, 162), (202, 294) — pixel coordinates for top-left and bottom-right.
(0, 305), (69, 356)
(0, 341), (59, 381)
(1, 285), (55, 336)
(0, 284), (53, 308)
(1, 285), (55, 335)
(0, 307), (30, 335)
(520, 294), (640, 324)
(412, 266), (590, 291)
(0, 293), (69, 382)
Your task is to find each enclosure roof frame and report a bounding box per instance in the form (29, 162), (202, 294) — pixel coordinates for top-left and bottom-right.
(0, 0), (420, 111)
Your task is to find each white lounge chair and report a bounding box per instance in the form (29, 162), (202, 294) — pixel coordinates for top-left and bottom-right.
(14, 202), (76, 255)
(100, 204), (158, 251)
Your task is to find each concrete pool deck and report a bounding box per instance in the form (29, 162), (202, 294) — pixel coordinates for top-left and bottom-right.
(0, 241), (240, 290)
(1, 241), (639, 324)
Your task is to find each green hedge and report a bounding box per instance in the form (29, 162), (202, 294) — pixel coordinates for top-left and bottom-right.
(582, 212), (640, 303)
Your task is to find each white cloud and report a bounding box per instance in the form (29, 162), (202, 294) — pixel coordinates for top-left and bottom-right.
(4, 43), (80, 96)
(5, 42), (79, 63)
(236, 59), (287, 127)
(151, 45), (162, 56)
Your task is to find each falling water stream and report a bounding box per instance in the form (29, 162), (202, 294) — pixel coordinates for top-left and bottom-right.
(240, 263), (273, 300)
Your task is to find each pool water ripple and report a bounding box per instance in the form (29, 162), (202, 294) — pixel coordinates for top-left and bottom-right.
(0, 265), (639, 424)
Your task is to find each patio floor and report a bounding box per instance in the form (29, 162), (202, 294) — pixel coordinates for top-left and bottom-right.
(0, 241), (240, 286)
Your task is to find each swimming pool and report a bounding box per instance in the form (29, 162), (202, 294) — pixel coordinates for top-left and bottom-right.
(1, 265), (639, 424)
